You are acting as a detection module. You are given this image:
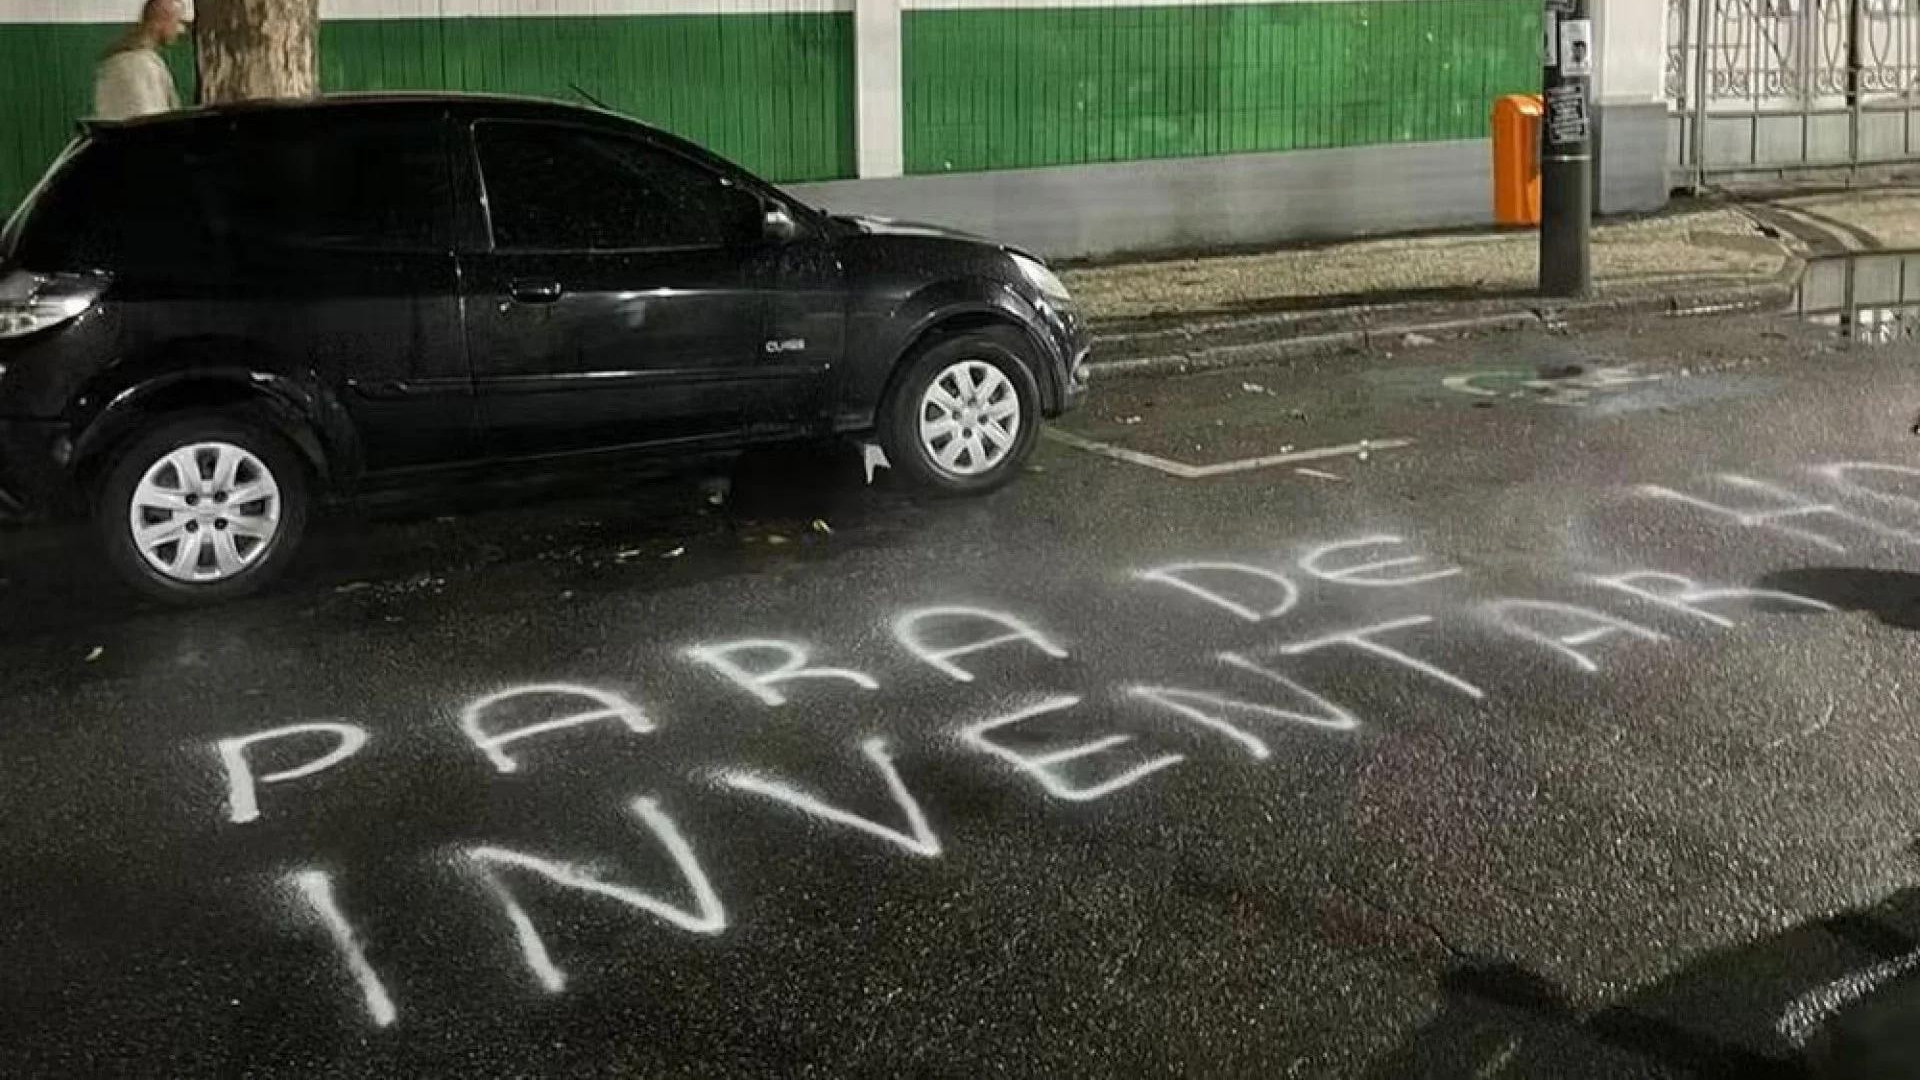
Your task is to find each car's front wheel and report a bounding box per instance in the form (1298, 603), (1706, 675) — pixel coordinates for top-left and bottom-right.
(96, 414), (310, 604)
(881, 327), (1043, 495)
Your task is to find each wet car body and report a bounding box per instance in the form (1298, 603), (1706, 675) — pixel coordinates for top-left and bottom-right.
(0, 94), (1087, 599)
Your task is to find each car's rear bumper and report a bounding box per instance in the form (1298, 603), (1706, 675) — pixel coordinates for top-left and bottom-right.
(0, 418), (72, 521)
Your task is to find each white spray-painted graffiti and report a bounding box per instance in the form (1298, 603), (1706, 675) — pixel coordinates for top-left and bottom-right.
(1298, 535), (1464, 588)
(720, 739), (942, 859)
(468, 797), (727, 994)
(1812, 461), (1920, 514)
(684, 639), (879, 707)
(1133, 562), (1301, 623)
(1129, 663), (1361, 762)
(289, 869), (397, 1028)
(892, 606), (1070, 683)
(1637, 473), (1920, 553)
(1481, 600), (1668, 674)
(219, 722), (368, 824)
(1592, 570), (1838, 630)
(961, 694), (1186, 803)
(461, 683), (654, 774)
(209, 458), (1920, 1029)
(1279, 616), (1487, 701)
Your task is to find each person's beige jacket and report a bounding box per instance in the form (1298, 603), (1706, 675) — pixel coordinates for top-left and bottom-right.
(94, 48), (180, 121)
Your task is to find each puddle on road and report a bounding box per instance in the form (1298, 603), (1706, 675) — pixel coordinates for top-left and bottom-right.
(1794, 249), (1920, 345)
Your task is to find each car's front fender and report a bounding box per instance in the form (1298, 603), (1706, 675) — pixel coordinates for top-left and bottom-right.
(840, 276), (1067, 426)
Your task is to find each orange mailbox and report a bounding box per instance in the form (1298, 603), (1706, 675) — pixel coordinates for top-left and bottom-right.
(1492, 94), (1543, 227)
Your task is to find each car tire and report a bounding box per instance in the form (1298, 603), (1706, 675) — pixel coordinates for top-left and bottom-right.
(95, 413), (311, 605)
(880, 326), (1043, 496)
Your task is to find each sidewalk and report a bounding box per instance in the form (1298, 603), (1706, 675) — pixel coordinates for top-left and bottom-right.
(1063, 197), (1819, 374)
(1771, 186), (1920, 250)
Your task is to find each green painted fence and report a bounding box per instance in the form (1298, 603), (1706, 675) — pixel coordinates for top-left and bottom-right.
(904, 0), (1540, 174)
(320, 15), (855, 183)
(0, 13), (855, 222)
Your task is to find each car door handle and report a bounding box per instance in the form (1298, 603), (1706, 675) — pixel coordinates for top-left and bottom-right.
(509, 279), (564, 304)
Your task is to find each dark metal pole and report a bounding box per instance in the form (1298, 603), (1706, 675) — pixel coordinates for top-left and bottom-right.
(1689, 0), (1713, 192)
(1848, 0), (1863, 181)
(1540, 0), (1593, 298)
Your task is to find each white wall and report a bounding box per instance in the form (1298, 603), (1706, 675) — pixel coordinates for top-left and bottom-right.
(855, 0), (904, 178)
(1595, 0), (1669, 106)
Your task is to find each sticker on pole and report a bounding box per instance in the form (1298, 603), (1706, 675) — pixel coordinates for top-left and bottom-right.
(1559, 18), (1593, 77)
(1545, 84), (1589, 146)
(1541, 12), (1558, 66)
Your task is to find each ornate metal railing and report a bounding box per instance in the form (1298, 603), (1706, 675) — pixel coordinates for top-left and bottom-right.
(1668, 0), (1693, 104)
(1670, 0), (1920, 178)
(1672, 0), (1920, 107)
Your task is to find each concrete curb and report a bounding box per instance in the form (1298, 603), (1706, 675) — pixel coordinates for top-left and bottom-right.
(1085, 261), (1807, 380)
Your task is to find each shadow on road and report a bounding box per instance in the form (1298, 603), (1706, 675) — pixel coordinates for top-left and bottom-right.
(0, 443), (917, 640)
(1754, 568), (1920, 631)
(1368, 887), (1920, 1079)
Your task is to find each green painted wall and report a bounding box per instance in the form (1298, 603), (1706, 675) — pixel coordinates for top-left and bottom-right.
(320, 16), (855, 183)
(904, 0), (1540, 174)
(0, 13), (854, 222)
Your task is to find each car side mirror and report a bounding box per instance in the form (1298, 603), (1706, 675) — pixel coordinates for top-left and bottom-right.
(763, 206), (800, 244)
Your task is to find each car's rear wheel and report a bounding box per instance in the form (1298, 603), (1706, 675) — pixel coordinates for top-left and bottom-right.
(96, 414), (310, 604)
(881, 327), (1042, 495)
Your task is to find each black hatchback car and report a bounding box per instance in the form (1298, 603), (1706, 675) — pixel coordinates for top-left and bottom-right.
(0, 94), (1086, 602)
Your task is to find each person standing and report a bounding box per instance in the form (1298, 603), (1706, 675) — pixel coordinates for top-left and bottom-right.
(95, 0), (187, 121)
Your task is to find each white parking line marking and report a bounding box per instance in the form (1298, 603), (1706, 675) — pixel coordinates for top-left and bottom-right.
(1044, 428), (1412, 479)
(1044, 428), (1211, 477)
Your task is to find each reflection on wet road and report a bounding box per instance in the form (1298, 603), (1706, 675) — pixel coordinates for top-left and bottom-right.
(1795, 248), (1920, 346)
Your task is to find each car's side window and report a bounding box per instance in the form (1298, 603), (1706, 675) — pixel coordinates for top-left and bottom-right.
(189, 119), (453, 252)
(474, 121), (737, 252)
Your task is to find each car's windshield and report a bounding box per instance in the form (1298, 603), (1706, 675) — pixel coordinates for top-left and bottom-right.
(3, 3), (1920, 1079)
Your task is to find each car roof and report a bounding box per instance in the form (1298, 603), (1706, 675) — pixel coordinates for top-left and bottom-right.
(68, 90), (788, 205)
(85, 92), (648, 136)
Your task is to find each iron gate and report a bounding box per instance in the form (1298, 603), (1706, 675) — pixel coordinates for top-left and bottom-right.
(1668, 0), (1920, 183)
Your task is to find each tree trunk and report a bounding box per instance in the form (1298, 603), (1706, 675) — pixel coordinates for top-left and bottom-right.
(194, 0), (319, 104)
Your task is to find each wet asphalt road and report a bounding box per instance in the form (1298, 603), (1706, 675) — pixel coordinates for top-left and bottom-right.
(5, 309), (1920, 1078)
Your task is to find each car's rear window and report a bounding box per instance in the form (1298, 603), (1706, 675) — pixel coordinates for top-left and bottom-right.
(9, 118), (452, 274)
(7, 136), (205, 273)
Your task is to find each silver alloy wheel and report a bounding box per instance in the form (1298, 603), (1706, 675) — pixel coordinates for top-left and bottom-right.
(127, 441), (282, 583)
(919, 359), (1021, 477)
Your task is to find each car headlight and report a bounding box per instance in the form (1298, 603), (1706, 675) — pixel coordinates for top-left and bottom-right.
(0, 271), (106, 339)
(1012, 254), (1072, 306)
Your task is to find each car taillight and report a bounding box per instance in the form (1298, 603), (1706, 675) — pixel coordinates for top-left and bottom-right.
(0, 270), (108, 339)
